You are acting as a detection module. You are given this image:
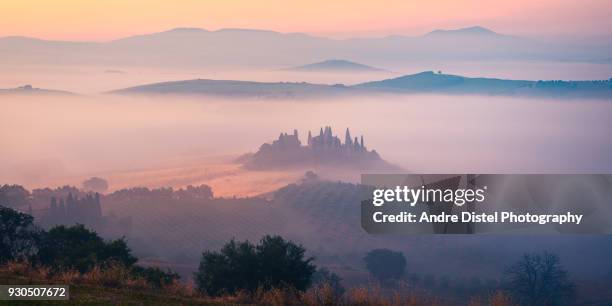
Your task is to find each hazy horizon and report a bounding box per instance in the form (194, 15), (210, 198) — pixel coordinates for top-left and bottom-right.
(3, 25), (611, 43)
(2, 1), (611, 41)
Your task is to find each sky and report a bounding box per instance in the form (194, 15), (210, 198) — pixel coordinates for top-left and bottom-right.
(1, 0), (611, 41)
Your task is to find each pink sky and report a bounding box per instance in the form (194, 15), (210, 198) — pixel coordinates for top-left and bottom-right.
(1, 0), (611, 41)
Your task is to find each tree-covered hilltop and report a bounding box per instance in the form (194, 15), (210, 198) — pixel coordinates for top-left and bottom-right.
(242, 127), (400, 171)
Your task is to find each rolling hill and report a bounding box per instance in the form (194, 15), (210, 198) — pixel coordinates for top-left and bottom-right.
(355, 71), (531, 93)
(284, 59), (386, 72)
(109, 72), (612, 99)
(109, 79), (350, 98)
(355, 71), (612, 97)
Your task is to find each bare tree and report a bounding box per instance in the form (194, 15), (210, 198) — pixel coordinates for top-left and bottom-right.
(504, 251), (575, 305)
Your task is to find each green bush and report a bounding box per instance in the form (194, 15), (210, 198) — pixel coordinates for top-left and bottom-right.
(0, 206), (41, 264)
(37, 224), (137, 272)
(195, 235), (315, 296)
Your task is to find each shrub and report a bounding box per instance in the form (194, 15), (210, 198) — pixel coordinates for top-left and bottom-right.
(37, 224), (137, 272)
(195, 235), (315, 296)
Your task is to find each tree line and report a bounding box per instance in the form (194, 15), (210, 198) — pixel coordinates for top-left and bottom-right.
(1, 205), (575, 304)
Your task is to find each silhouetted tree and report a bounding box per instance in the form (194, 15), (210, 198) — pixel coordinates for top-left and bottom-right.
(363, 248), (406, 282)
(0, 206), (41, 263)
(37, 224), (136, 272)
(195, 235), (315, 296)
(0, 185), (30, 208)
(196, 238), (258, 295)
(82, 177), (109, 193)
(176, 185), (213, 200)
(504, 251), (575, 306)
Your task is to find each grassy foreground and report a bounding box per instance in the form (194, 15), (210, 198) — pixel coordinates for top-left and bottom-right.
(0, 276), (222, 306)
(0, 264), (227, 306)
(0, 262), (515, 306)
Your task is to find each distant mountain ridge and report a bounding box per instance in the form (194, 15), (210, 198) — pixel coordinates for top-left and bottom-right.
(424, 26), (502, 37)
(284, 59), (386, 72)
(110, 71), (612, 99)
(1, 26), (609, 68)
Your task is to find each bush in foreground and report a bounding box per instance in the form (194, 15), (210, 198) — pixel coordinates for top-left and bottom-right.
(0, 206), (41, 264)
(37, 224), (137, 272)
(195, 235), (316, 296)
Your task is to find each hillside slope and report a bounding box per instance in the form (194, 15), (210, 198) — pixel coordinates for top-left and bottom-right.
(355, 71), (612, 98)
(109, 79), (350, 98)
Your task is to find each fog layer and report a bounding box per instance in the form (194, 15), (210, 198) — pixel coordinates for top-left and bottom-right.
(2, 94), (611, 192)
